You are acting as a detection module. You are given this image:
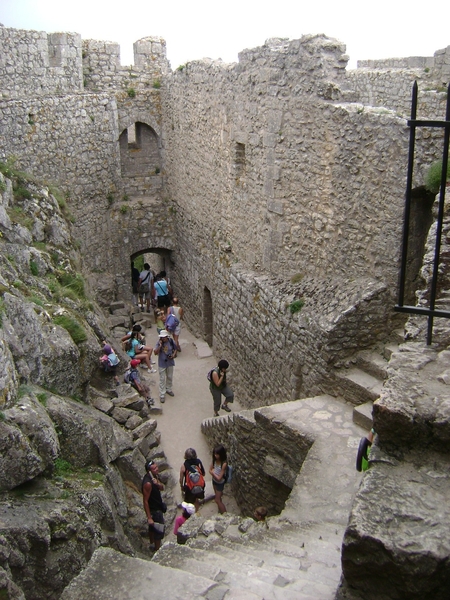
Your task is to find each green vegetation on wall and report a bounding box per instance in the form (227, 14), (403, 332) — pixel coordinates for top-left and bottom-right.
(425, 159), (450, 194)
(53, 314), (87, 344)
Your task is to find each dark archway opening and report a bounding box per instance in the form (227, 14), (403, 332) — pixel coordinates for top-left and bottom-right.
(203, 287), (213, 347)
(119, 122), (160, 178)
(404, 186), (435, 305)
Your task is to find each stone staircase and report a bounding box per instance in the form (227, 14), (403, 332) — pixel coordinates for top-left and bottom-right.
(61, 395), (367, 600)
(153, 519), (341, 599)
(333, 331), (404, 430)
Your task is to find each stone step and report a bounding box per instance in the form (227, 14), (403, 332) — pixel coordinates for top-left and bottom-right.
(60, 546), (230, 600)
(154, 542), (336, 599)
(355, 350), (388, 380)
(352, 400), (373, 429)
(206, 534), (341, 589)
(383, 342), (399, 361)
(334, 367), (383, 405)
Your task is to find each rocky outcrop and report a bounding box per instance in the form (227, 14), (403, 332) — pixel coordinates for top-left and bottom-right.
(0, 171), (175, 598)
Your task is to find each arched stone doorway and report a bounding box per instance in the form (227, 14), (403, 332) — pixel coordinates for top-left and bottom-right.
(119, 122), (160, 177)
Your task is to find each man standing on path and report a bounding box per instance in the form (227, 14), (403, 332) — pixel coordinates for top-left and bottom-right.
(142, 460), (165, 551)
(154, 329), (177, 403)
(138, 262), (154, 313)
(210, 359), (234, 417)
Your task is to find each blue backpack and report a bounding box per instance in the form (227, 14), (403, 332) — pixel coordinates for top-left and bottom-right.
(165, 312), (179, 332)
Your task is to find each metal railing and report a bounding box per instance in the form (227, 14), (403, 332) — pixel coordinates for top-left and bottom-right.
(395, 81), (450, 344)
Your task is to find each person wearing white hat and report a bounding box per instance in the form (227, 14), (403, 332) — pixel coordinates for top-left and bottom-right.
(173, 502), (195, 537)
(153, 330), (177, 403)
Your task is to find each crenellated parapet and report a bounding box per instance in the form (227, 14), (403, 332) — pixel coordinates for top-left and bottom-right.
(0, 25), (169, 99)
(82, 36), (169, 92)
(0, 26), (83, 98)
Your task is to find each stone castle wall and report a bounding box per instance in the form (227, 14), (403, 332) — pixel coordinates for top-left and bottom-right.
(0, 26), (172, 300)
(348, 46), (449, 119)
(0, 25), (448, 401)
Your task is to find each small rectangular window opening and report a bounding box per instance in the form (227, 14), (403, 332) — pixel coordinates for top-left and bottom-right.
(235, 143), (246, 177)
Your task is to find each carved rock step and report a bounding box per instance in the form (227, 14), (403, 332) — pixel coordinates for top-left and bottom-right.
(204, 530), (341, 589)
(334, 367), (383, 406)
(60, 546), (229, 600)
(352, 400), (373, 430)
(355, 350), (389, 381)
(153, 542), (336, 600)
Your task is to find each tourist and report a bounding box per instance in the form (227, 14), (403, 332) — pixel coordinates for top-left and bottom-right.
(153, 329), (177, 403)
(142, 460), (166, 551)
(158, 270), (173, 302)
(123, 330), (154, 370)
(179, 448), (206, 513)
(168, 297), (183, 352)
(124, 359), (154, 404)
(154, 275), (171, 311)
(155, 310), (166, 334)
(173, 502), (195, 538)
(209, 444), (228, 514)
(99, 343), (120, 385)
(138, 263), (154, 313)
(121, 325), (156, 372)
(209, 359), (234, 417)
(253, 506), (268, 522)
(131, 261), (140, 307)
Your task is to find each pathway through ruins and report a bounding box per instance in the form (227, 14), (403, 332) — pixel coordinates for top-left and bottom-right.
(142, 323), (242, 535)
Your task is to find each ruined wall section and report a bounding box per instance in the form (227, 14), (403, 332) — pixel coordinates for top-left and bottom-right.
(82, 36), (169, 92)
(357, 46), (450, 83)
(0, 26), (171, 292)
(348, 68), (448, 119)
(348, 46), (449, 122)
(0, 27), (83, 98)
(163, 36), (413, 403)
(165, 36), (408, 309)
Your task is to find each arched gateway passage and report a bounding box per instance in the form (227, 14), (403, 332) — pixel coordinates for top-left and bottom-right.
(124, 247), (174, 305)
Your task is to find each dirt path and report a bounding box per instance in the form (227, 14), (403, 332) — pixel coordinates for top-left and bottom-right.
(142, 323), (241, 528)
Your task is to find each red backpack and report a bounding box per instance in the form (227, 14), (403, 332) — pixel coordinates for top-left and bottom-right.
(184, 463), (205, 496)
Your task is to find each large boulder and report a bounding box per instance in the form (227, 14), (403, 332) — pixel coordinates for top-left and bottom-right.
(341, 445), (450, 600)
(46, 394), (133, 468)
(0, 394), (60, 491)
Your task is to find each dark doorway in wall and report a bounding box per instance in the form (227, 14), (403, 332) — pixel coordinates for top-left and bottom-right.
(404, 186), (435, 305)
(291, 363), (303, 400)
(203, 287), (213, 347)
(119, 122), (159, 177)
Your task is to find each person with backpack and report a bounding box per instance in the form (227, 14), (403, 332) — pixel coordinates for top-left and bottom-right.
(153, 329), (177, 403)
(124, 359), (154, 405)
(138, 263), (154, 313)
(167, 297), (183, 352)
(179, 447), (206, 513)
(209, 359), (234, 417)
(99, 343), (120, 385)
(209, 444), (228, 514)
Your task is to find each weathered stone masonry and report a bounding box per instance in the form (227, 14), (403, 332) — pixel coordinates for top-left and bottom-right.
(0, 26), (448, 406)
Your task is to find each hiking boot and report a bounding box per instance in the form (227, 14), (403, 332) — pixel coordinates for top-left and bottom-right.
(160, 396), (165, 403)
(166, 390), (174, 397)
(221, 404), (231, 412)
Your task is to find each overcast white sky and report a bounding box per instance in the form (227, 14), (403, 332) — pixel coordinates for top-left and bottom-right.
(1, 0), (448, 70)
